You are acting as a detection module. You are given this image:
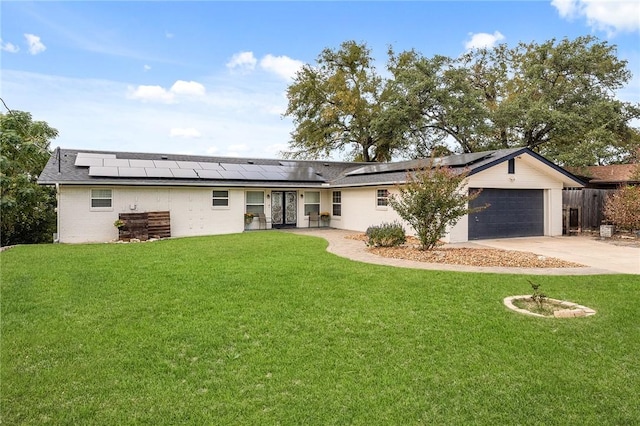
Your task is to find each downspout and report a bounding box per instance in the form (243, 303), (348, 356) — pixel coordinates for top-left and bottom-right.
(54, 183), (60, 243)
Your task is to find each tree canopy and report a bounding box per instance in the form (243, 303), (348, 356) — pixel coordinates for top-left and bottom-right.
(1, 109), (58, 246)
(284, 36), (640, 166)
(283, 41), (402, 162)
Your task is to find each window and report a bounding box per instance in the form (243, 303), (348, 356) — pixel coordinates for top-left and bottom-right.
(91, 189), (112, 208)
(332, 191), (342, 216)
(245, 191), (264, 214)
(212, 190), (229, 207)
(304, 191), (320, 215)
(376, 189), (389, 207)
(508, 158), (515, 174)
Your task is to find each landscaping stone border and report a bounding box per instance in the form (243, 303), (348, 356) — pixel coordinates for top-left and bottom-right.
(503, 295), (596, 318)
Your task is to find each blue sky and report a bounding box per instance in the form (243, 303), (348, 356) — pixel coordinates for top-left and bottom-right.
(2, 1), (639, 159)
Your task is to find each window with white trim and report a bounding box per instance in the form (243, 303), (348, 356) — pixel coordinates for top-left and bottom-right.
(304, 191), (320, 215)
(91, 189), (112, 208)
(376, 189), (389, 207)
(245, 191), (264, 214)
(332, 191), (342, 216)
(212, 190), (229, 207)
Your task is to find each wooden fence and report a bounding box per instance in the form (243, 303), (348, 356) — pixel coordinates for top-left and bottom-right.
(118, 211), (171, 241)
(562, 188), (615, 232)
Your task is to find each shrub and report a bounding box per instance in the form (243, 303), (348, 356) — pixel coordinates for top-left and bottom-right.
(603, 185), (640, 231)
(388, 161), (486, 250)
(365, 221), (406, 247)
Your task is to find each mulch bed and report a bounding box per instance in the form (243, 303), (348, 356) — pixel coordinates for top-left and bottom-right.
(346, 234), (585, 268)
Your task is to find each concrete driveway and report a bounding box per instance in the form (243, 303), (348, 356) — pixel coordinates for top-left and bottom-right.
(285, 229), (639, 275)
(473, 236), (639, 275)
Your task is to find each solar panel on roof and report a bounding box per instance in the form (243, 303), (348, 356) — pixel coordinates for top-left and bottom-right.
(260, 165), (285, 173)
(175, 161), (202, 169)
(438, 151), (493, 167)
(197, 170), (224, 179)
(145, 168), (174, 178)
(198, 162), (224, 170)
(260, 171), (287, 180)
(220, 163), (244, 171)
(104, 158), (131, 167)
(153, 160), (179, 168)
(76, 152), (116, 159)
(240, 171), (266, 180)
(88, 166), (119, 177)
(118, 167), (147, 177)
(170, 168), (198, 178)
(75, 157), (105, 167)
(129, 159), (156, 168)
(75, 152), (117, 167)
(217, 170), (245, 179)
(286, 167), (326, 181)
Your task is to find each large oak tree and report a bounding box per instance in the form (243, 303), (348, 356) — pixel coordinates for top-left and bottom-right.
(388, 36), (640, 165)
(284, 41), (404, 162)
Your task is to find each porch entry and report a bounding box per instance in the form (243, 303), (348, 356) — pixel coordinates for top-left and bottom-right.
(271, 191), (297, 228)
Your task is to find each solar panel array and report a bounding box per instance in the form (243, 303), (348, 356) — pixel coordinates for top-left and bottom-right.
(345, 151), (494, 176)
(75, 152), (326, 182)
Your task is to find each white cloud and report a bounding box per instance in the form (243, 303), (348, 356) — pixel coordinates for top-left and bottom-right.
(165, 31), (174, 39)
(260, 54), (304, 80)
(551, 0), (640, 35)
(206, 146), (220, 155)
(144, 64), (151, 72)
(226, 51), (257, 73)
(1, 39), (20, 53)
(24, 33), (46, 55)
(170, 80), (206, 96)
(127, 85), (174, 103)
(128, 80), (206, 103)
(464, 31), (505, 49)
(170, 127), (201, 138)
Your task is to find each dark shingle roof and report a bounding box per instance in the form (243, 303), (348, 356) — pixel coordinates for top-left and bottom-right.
(38, 147), (584, 188)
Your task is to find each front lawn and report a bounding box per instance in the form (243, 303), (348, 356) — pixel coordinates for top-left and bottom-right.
(1, 232), (638, 424)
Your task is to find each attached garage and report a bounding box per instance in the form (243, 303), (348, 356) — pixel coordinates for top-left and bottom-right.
(468, 189), (544, 240)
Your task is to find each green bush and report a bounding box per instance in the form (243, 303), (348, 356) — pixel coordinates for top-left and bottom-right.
(365, 221), (406, 247)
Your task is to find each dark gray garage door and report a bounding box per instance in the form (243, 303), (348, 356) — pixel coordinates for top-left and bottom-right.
(468, 189), (544, 240)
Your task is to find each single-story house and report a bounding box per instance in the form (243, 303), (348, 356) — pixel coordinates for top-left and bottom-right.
(37, 147), (584, 244)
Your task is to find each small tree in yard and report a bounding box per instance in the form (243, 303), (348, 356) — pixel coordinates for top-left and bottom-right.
(603, 185), (640, 232)
(388, 162), (485, 250)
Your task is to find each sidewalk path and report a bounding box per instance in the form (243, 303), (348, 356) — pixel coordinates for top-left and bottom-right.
(283, 228), (639, 275)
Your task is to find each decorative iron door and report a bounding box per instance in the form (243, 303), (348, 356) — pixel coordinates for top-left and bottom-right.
(271, 191), (297, 227)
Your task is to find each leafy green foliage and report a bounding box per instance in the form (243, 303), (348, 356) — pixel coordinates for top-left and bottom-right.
(284, 41), (404, 162)
(603, 185), (640, 231)
(528, 280), (548, 308)
(0, 110), (58, 246)
(365, 221), (406, 247)
(387, 36), (640, 165)
(388, 162), (485, 250)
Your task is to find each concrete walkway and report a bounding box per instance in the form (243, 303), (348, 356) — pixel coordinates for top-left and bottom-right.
(284, 228), (640, 275)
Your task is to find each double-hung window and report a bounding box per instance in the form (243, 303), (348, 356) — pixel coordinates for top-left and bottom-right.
(332, 191), (342, 217)
(91, 189), (112, 209)
(376, 189), (389, 207)
(246, 191), (264, 214)
(304, 191), (320, 216)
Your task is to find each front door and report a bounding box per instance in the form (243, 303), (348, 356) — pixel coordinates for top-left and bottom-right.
(271, 191), (297, 228)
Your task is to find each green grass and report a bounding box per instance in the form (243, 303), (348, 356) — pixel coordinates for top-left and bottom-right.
(1, 232), (639, 425)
